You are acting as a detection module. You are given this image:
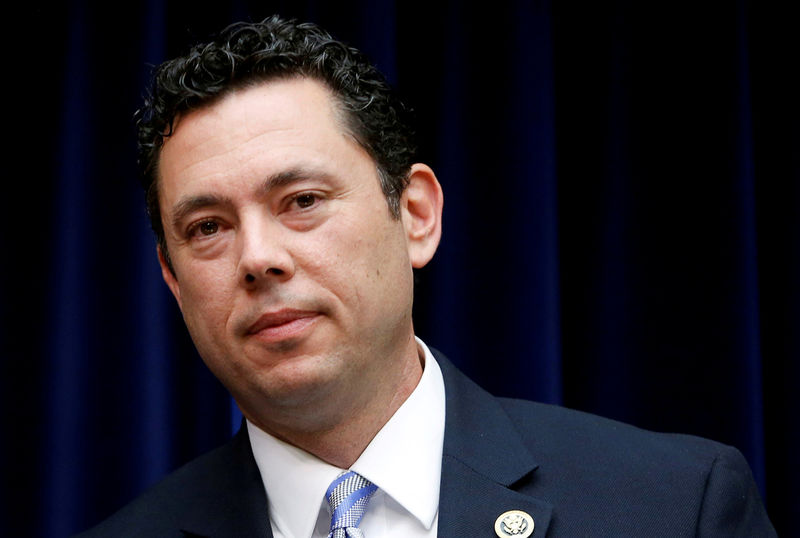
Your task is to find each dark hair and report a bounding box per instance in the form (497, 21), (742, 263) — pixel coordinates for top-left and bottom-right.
(135, 15), (416, 264)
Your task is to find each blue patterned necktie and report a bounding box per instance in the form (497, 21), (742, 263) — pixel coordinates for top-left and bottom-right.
(325, 471), (378, 538)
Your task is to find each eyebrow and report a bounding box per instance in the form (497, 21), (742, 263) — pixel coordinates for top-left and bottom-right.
(169, 166), (332, 229)
(170, 194), (232, 230)
(261, 166), (333, 192)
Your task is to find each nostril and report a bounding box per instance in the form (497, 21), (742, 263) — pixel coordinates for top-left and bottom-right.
(245, 268), (286, 283)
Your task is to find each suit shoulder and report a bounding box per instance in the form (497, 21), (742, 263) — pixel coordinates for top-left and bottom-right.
(74, 435), (247, 537)
(497, 398), (775, 535)
(497, 396), (737, 471)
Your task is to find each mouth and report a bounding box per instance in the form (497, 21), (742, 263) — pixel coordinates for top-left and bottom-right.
(245, 309), (320, 343)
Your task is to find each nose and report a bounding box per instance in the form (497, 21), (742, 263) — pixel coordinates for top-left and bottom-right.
(237, 216), (295, 287)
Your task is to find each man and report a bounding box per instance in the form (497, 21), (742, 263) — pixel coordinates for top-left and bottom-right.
(79, 16), (775, 537)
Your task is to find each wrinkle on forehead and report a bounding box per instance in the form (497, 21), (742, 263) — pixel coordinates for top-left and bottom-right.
(159, 79), (348, 182)
(157, 77), (364, 201)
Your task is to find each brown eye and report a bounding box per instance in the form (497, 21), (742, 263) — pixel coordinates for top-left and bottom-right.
(199, 221), (218, 235)
(295, 193), (317, 208)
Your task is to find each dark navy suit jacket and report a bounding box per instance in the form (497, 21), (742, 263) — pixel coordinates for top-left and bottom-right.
(78, 351), (776, 537)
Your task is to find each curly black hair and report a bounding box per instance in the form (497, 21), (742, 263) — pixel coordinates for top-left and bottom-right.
(135, 15), (417, 263)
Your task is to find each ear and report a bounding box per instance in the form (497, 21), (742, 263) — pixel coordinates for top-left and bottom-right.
(158, 245), (183, 310)
(401, 163), (443, 268)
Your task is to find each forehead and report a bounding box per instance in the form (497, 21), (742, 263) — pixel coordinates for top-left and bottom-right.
(161, 78), (342, 166)
(156, 78), (370, 203)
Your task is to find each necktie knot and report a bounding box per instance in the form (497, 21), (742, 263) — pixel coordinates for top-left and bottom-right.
(326, 471), (377, 538)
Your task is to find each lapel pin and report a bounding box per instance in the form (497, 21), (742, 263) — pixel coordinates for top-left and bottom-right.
(494, 509), (535, 537)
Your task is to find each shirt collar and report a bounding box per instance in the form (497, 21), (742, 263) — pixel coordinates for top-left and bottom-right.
(247, 337), (445, 538)
(247, 421), (339, 538)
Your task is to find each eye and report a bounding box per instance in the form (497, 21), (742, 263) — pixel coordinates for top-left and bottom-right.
(294, 193), (318, 209)
(191, 220), (219, 237)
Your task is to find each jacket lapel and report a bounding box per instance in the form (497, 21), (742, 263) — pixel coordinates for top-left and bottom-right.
(435, 351), (553, 537)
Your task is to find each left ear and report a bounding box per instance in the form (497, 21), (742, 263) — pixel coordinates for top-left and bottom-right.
(401, 163), (443, 268)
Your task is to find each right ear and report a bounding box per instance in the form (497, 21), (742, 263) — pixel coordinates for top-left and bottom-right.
(158, 246), (182, 310)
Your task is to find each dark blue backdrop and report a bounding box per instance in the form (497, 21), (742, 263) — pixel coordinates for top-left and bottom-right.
(3, 1), (797, 536)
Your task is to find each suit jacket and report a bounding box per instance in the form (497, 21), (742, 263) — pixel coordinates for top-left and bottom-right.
(78, 350), (776, 537)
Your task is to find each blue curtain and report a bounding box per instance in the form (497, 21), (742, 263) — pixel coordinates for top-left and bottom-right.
(3, 1), (796, 536)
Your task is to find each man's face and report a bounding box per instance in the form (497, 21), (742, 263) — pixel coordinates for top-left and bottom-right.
(157, 78), (437, 430)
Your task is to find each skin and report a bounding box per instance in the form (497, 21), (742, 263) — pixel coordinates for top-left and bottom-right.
(157, 77), (443, 467)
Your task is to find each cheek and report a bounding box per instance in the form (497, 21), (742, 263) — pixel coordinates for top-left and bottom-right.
(312, 218), (411, 306)
(177, 263), (236, 328)
(313, 216), (391, 273)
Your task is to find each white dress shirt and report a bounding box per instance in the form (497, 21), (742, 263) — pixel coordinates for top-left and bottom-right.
(247, 337), (446, 538)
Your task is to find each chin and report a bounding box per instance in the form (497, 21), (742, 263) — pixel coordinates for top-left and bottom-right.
(243, 353), (342, 402)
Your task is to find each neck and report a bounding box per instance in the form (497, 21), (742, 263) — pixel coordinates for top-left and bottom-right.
(241, 337), (424, 468)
